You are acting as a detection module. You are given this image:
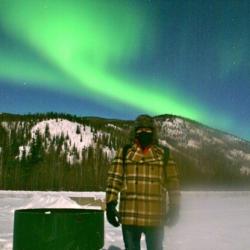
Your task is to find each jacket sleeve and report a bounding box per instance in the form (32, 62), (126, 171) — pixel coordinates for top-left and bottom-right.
(106, 148), (124, 204)
(166, 152), (181, 208)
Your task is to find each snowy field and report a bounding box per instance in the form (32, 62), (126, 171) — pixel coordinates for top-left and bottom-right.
(1, 191), (250, 250)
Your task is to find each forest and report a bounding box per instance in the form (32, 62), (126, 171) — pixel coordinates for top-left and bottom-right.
(0, 113), (250, 191)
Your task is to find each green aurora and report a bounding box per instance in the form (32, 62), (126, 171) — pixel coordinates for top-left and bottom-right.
(0, 0), (244, 137)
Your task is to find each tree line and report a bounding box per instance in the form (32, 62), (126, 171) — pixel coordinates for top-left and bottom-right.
(0, 113), (130, 191)
(0, 112), (250, 191)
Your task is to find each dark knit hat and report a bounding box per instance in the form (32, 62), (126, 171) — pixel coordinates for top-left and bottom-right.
(129, 114), (157, 143)
(134, 114), (154, 130)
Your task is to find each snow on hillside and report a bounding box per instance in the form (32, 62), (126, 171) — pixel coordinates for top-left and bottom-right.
(19, 119), (115, 163)
(224, 134), (242, 142)
(160, 117), (205, 147)
(187, 139), (200, 148)
(161, 118), (185, 138)
(240, 166), (250, 175)
(1, 121), (26, 133)
(106, 123), (122, 130)
(31, 119), (95, 149)
(229, 149), (250, 161)
(158, 139), (175, 150)
(160, 117), (250, 155)
(18, 145), (31, 159)
(2, 115), (250, 174)
(1, 121), (9, 130)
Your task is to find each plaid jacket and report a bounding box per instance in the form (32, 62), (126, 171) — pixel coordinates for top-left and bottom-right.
(106, 143), (180, 226)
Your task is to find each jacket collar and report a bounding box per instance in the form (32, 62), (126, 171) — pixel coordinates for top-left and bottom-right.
(127, 143), (162, 162)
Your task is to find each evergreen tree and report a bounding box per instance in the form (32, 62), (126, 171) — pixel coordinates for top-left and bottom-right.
(45, 123), (50, 138)
(29, 129), (44, 165)
(76, 125), (81, 134)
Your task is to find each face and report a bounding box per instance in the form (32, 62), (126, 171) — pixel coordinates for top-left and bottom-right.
(135, 127), (153, 149)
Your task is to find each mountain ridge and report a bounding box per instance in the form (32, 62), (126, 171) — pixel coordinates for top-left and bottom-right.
(0, 112), (250, 190)
(1, 112), (248, 142)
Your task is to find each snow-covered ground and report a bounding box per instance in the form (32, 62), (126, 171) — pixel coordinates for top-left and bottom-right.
(1, 191), (250, 250)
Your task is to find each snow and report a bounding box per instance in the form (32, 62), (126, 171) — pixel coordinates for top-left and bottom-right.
(18, 119), (114, 163)
(229, 149), (250, 161)
(187, 139), (200, 148)
(240, 166), (250, 175)
(1, 191), (250, 250)
(0, 191), (105, 250)
(0, 122), (10, 131)
(224, 134), (242, 143)
(102, 146), (116, 159)
(162, 118), (180, 129)
(13, 193), (83, 211)
(18, 145), (30, 160)
(211, 137), (224, 145)
(106, 124), (122, 130)
(31, 119), (94, 150)
(161, 118), (185, 138)
(158, 139), (176, 151)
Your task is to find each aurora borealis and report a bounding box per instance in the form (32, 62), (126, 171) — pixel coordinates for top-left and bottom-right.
(0, 0), (250, 141)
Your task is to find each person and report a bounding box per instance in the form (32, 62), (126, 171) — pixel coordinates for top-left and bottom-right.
(106, 114), (180, 250)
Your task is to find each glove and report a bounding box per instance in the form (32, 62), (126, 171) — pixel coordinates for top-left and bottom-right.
(165, 205), (179, 227)
(106, 201), (121, 227)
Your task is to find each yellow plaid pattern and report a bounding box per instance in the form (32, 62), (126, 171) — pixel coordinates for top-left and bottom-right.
(106, 144), (180, 226)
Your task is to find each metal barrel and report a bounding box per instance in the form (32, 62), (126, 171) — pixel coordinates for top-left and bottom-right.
(13, 208), (104, 250)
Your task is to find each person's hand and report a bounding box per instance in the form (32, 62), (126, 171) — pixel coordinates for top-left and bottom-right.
(165, 205), (179, 227)
(106, 201), (121, 227)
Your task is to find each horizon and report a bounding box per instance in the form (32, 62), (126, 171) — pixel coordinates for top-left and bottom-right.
(1, 111), (249, 143)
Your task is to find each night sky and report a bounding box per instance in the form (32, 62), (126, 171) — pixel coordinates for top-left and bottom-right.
(0, 0), (249, 141)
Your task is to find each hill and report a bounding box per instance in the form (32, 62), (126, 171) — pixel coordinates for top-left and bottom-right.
(0, 112), (250, 190)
